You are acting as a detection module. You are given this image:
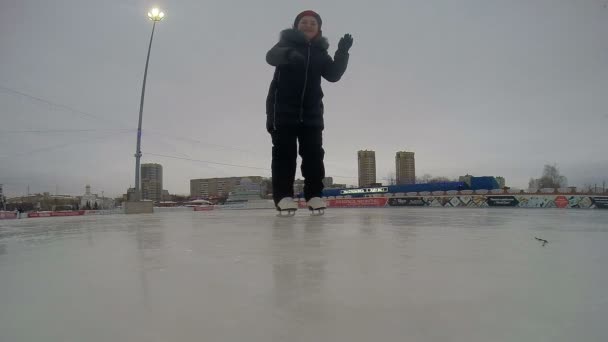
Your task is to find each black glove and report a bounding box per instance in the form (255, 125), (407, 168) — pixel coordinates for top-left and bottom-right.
(338, 33), (353, 52)
(287, 49), (306, 64)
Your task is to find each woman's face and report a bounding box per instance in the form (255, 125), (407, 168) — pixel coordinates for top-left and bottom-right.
(297, 16), (319, 40)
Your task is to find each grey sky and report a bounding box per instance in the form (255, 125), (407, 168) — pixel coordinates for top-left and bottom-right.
(1, 0), (607, 197)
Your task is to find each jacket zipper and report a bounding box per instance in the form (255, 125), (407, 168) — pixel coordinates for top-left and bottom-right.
(273, 70), (280, 131)
(299, 43), (311, 123)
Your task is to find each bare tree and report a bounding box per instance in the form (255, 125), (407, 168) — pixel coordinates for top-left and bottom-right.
(428, 176), (452, 183)
(416, 174), (456, 184)
(528, 178), (539, 189)
(530, 164), (568, 188)
(416, 174), (433, 184)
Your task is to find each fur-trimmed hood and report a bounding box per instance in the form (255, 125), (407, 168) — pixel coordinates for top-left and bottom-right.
(279, 28), (329, 51)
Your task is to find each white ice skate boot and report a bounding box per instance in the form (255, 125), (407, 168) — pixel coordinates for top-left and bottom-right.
(307, 197), (326, 216)
(276, 197), (298, 217)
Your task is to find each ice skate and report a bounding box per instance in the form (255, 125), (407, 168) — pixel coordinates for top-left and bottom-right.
(307, 197), (326, 216)
(276, 197), (298, 217)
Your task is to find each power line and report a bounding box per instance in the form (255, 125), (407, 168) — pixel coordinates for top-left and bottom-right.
(145, 130), (265, 155)
(0, 85), (130, 127)
(145, 152), (271, 171)
(0, 85), (267, 157)
(0, 129), (133, 134)
(0, 131), (131, 160)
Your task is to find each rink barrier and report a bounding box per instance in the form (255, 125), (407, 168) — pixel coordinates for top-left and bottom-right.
(383, 195), (608, 209)
(0, 211), (17, 219)
(192, 195), (608, 210)
(0, 209), (125, 219)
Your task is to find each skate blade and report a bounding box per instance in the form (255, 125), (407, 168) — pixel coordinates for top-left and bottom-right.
(308, 207), (325, 216)
(276, 209), (297, 217)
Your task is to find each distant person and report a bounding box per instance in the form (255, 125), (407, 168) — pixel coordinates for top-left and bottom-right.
(265, 10), (353, 213)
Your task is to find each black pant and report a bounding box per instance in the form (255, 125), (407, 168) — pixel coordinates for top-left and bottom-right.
(271, 125), (325, 205)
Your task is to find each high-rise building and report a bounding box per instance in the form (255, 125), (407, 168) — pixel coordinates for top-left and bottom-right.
(141, 163), (163, 202)
(358, 150), (376, 187)
(395, 151), (416, 185)
(190, 176), (264, 198)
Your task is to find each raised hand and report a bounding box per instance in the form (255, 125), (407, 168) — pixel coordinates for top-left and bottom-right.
(338, 33), (353, 52)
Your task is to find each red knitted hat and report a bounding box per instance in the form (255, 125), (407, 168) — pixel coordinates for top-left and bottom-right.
(293, 10), (322, 29)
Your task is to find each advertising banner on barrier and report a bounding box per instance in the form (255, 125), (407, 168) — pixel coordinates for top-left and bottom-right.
(388, 197), (426, 207)
(554, 196), (569, 208)
(486, 196), (519, 207)
(28, 211), (85, 218)
(0, 211), (17, 219)
(591, 197), (608, 209)
(328, 198), (388, 208)
(193, 206), (214, 211)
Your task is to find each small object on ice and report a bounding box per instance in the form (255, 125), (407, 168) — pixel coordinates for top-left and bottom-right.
(535, 237), (548, 246)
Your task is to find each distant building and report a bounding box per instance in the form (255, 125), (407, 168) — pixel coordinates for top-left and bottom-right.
(161, 190), (171, 201)
(358, 150), (376, 187)
(459, 174), (473, 187)
(8, 193), (79, 211)
(323, 177), (334, 188)
(141, 163), (163, 202)
(80, 185), (114, 209)
(459, 175), (500, 190)
(126, 187), (137, 202)
(495, 177), (506, 188)
(395, 151), (416, 185)
(81, 185), (97, 208)
(190, 176), (264, 198)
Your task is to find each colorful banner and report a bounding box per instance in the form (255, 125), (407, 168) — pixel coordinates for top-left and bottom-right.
(0, 211), (17, 219)
(388, 197), (426, 207)
(193, 206), (214, 211)
(327, 195), (606, 209)
(28, 211), (85, 218)
(326, 198), (388, 208)
(487, 196), (519, 207)
(591, 197), (608, 209)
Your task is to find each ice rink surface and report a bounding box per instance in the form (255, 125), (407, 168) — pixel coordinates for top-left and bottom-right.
(1, 208), (607, 342)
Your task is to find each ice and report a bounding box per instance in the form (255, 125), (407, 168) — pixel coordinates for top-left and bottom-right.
(1, 208), (608, 342)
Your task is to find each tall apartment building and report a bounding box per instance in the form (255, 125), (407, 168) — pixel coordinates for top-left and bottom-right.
(190, 176), (264, 198)
(141, 163), (163, 202)
(358, 150), (376, 187)
(395, 151), (416, 185)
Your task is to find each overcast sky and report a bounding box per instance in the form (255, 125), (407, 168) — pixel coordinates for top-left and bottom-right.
(1, 0), (607, 197)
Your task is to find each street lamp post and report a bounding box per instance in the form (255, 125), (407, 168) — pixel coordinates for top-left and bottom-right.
(133, 8), (165, 201)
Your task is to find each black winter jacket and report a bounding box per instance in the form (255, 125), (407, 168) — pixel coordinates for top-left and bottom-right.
(266, 29), (349, 132)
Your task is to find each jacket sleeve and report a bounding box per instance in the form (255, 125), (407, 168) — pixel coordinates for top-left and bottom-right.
(266, 41), (291, 66)
(321, 49), (349, 82)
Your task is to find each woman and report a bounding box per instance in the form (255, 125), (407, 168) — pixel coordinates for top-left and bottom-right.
(265, 10), (353, 213)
